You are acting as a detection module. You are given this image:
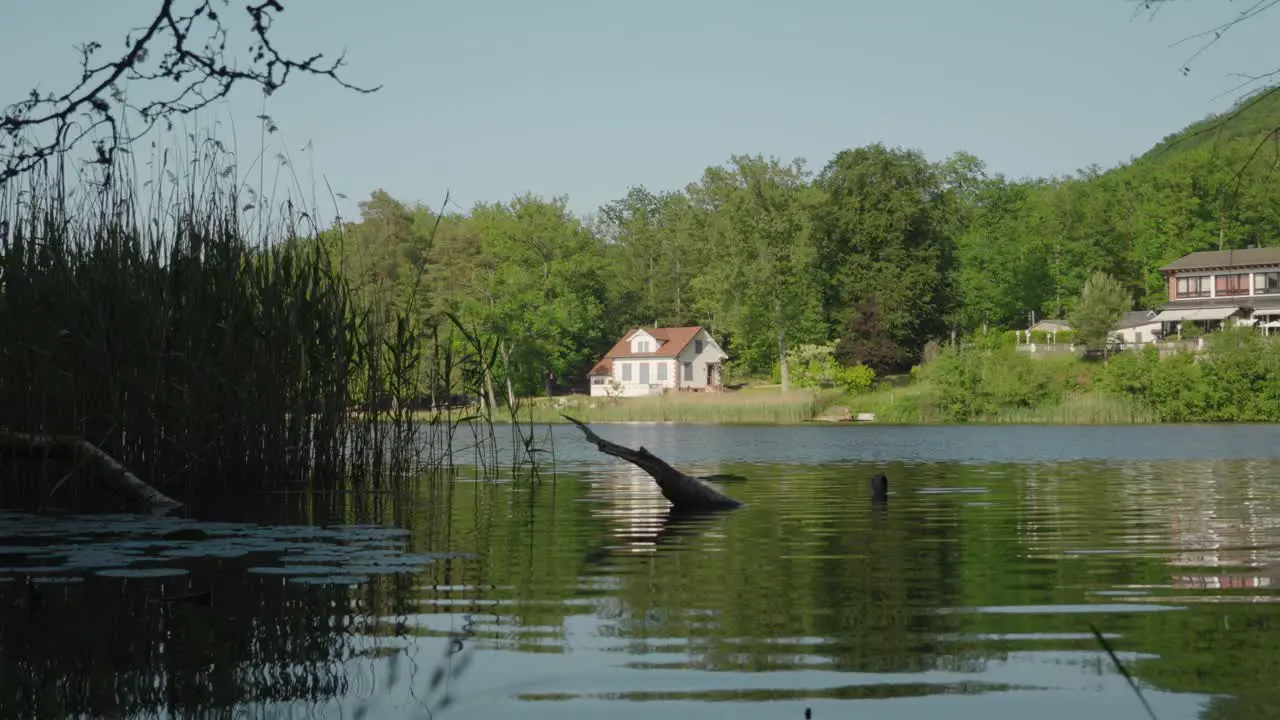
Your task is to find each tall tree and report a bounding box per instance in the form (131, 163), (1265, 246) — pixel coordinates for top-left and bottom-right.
(690, 155), (826, 390)
(1070, 271), (1132, 349)
(467, 194), (610, 400)
(813, 143), (960, 367)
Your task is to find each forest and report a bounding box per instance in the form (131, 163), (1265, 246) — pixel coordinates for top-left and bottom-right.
(314, 86), (1280, 401)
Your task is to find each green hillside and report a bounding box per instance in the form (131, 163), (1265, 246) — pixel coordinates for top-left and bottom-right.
(1142, 85), (1280, 161)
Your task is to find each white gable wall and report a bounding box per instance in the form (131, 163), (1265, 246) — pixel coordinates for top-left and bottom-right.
(1114, 322), (1163, 345)
(674, 329), (728, 389)
(628, 330), (660, 355)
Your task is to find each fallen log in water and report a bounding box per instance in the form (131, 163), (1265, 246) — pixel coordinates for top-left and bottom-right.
(0, 431), (184, 515)
(561, 415), (742, 512)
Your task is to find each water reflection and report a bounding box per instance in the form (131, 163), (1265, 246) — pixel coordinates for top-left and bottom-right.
(4, 425), (1280, 718)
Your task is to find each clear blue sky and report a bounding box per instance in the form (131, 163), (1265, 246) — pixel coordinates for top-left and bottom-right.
(2, 0), (1275, 221)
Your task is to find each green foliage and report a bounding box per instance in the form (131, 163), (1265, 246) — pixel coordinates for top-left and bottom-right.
(1100, 327), (1280, 422)
(1026, 329), (1077, 344)
(289, 90), (1280, 418)
(814, 144), (961, 358)
(688, 155), (827, 385)
(1070, 271), (1131, 347)
(923, 347), (1063, 422)
(786, 343), (877, 395)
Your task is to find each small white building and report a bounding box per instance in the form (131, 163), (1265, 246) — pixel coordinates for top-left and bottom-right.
(588, 326), (729, 398)
(1112, 309), (1162, 346)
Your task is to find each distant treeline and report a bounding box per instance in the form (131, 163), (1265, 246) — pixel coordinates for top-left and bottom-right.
(308, 88), (1280, 397)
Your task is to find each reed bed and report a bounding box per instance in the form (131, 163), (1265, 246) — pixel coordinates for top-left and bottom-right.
(848, 383), (946, 424)
(514, 388), (832, 425)
(985, 393), (1158, 425)
(0, 140), (538, 508)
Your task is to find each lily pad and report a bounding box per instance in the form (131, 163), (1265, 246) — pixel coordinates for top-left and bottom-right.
(338, 565), (427, 576)
(96, 567), (190, 579)
(0, 566), (70, 574)
(248, 565), (345, 576)
(61, 556), (142, 570)
(32, 576), (86, 584)
(288, 575), (370, 585)
(0, 546), (51, 555)
(161, 546), (252, 559)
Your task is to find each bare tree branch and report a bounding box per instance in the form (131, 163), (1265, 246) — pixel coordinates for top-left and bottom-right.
(1, 0), (380, 185)
(1135, 1), (1280, 162)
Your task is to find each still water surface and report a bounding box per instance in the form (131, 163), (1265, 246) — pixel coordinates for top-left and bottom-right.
(3, 423), (1280, 719)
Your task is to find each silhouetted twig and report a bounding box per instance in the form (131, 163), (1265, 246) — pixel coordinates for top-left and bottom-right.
(2, 0), (380, 186)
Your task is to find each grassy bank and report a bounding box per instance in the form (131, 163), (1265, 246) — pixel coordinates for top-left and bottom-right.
(502, 387), (838, 425)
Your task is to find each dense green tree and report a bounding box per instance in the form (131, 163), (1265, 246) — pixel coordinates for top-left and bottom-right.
(466, 194), (612, 398)
(688, 155), (827, 389)
(813, 144), (960, 362)
(1070, 271), (1132, 349)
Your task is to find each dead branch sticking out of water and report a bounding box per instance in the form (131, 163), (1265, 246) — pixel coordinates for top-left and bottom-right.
(0, 431), (183, 515)
(561, 415), (742, 512)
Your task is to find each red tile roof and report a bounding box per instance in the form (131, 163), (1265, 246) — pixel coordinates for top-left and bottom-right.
(588, 326), (705, 375)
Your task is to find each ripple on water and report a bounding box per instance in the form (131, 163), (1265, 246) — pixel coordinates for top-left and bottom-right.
(9, 429), (1280, 718)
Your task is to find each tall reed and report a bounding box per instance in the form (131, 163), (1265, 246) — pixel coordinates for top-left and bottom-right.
(0, 137), (541, 507)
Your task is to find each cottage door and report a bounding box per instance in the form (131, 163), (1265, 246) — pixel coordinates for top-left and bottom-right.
(639, 362), (650, 386)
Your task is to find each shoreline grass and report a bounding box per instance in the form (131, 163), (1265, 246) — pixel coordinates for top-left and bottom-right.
(408, 388), (840, 425)
(397, 382), (1162, 427)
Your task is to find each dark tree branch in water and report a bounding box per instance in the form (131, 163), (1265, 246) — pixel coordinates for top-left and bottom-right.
(561, 415), (742, 512)
(1, 0), (380, 184)
(0, 431), (183, 515)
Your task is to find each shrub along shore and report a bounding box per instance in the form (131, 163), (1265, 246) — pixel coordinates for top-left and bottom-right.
(492, 328), (1279, 426)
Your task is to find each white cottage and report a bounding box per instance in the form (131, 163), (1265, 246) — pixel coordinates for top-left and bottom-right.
(588, 326), (729, 398)
(1113, 309), (1162, 346)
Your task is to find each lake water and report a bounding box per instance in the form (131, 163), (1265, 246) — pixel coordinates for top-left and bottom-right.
(3, 423), (1280, 719)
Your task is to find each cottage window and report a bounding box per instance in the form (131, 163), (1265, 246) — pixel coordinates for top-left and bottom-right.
(1215, 273), (1249, 297)
(1256, 272), (1280, 295)
(591, 376), (607, 385)
(621, 363), (631, 382)
(657, 363), (667, 381)
(694, 340), (704, 354)
(683, 362), (693, 381)
(1175, 275), (1210, 298)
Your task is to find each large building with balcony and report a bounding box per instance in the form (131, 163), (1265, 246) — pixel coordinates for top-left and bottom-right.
(1156, 247), (1280, 335)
